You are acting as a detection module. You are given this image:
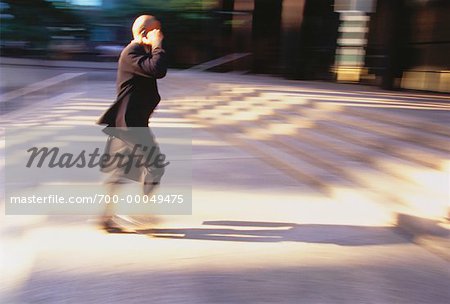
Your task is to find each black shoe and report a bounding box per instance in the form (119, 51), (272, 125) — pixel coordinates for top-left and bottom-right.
(100, 218), (134, 233)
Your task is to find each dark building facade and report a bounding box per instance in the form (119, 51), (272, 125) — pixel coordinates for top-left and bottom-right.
(365, 0), (450, 92)
(220, 0), (449, 93)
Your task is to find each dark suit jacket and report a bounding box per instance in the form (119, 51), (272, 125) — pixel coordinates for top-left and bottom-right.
(97, 42), (167, 127)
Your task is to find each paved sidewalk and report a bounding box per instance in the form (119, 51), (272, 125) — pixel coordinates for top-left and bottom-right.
(1, 71), (450, 304)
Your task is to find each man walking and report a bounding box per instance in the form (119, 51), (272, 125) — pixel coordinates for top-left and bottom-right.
(97, 15), (167, 232)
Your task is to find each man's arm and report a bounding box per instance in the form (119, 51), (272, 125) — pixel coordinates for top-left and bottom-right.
(127, 44), (167, 79)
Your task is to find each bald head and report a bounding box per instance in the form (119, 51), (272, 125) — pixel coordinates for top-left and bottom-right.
(132, 15), (161, 40)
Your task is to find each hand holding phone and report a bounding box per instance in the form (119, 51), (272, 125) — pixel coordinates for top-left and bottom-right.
(142, 29), (164, 48)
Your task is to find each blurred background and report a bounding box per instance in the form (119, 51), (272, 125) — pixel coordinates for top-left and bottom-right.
(0, 0), (449, 92)
(1, 1), (450, 304)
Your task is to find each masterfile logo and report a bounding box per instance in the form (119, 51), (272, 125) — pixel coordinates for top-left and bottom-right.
(5, 126), (192, 215)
